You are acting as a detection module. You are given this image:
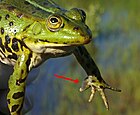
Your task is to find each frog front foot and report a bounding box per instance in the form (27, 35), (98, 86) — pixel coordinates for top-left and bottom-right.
(79, 76), (121, 110)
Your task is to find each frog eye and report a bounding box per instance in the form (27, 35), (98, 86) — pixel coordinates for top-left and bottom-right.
(79, 9), (86, 22)
(47, 15), (63, 32)
(65, 8), (86, 22)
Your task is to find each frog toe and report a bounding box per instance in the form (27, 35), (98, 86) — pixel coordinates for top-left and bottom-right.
(80, 75), (121, 110)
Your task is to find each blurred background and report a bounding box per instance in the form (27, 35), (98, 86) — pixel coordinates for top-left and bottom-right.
(0, 0), (140, 115)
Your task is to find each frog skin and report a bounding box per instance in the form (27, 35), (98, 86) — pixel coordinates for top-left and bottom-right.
(0, 0), (121, 114)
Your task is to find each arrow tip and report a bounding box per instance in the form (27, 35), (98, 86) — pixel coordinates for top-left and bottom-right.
(73, 79), (79, 84)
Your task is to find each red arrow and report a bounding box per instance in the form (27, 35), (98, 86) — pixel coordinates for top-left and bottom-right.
(54, 74), (79, 84)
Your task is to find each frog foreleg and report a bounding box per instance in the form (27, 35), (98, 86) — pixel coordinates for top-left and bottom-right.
(73, 46), (121, 110)
(7, 50), (32, 115)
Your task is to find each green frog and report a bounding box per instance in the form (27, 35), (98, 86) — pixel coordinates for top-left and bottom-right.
(0, 0), (121, 114)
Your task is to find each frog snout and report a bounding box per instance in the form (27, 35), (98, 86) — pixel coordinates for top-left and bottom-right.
(73, 25), (92, 44)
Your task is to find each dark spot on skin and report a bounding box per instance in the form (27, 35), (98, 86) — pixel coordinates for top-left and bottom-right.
(33, 40), (38, 44)
(36, 7), (41, 11)
(14, 30), (16, 32)
(26, 53), (32, 72)
(100, 86), (104, 89)
(63, 42), (67, 44)
(0, 50), (6, 57)
(7, 99), (10, 104)
(85, 25), (89, 29)
(32, 11), (36, 14)
(16, 77), (26, 85)
(21, 40), (28, 51)
(16, 80), (20, 86)
(70, 41), (75, 44)
(13, 38), (28, 51)
(9, 21), (14, 26)
(75, 41), (80, 43)
(12, 38), (19, 52)
(17, 105), (23, 114)
(1, 27), (4, 35)
(80, 33), (85, 37)
(53, 42), (58, 44)
(0, 16), (2, 21)
(14, 30), (17, 34)
(5, 35), (11, 44)
(5, 44), (12, 53)
(11, 105), (19, 112)
(23, 24), (31, 31)
(17, 61), (20, 65)
(24, 1), (30, 5)
(92, 80), (95, 82)
(7, 6), (15, 11)
(7, 53), (18, 60)
(12, 92), (24, 99)
(43, 2), (48, 6)
(5, 14), (10, 20)
(21, 69), (24, 74)
(17, 13), (23, 18)
(57, 7), (61, 10)
(0, 37), (5, 52)
(38, 39), (50, 43)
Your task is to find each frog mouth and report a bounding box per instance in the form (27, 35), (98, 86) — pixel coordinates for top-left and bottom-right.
(23, 36), (91, 53)
(37, 36), (91, 47)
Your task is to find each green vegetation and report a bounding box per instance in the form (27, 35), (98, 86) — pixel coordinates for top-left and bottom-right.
(52, 0), (140, 115)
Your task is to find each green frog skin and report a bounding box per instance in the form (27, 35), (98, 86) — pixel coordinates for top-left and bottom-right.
(0, 0), (121, 114)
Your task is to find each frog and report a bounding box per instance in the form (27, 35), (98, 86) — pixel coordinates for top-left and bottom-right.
(0, 0), (121, 114)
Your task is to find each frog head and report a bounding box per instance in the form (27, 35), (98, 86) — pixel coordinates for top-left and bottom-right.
(23, 7), (92, 53)
(44, 8), (92, 45)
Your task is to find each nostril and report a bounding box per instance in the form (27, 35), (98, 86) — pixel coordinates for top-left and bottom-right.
(73, 26), (79, 31)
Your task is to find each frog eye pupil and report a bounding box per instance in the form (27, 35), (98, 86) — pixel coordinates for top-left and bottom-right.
(50, 17), (58, 23)
(47, 15), (62, 32)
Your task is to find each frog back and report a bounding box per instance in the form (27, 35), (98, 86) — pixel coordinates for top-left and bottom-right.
(1, 0), (64, 18)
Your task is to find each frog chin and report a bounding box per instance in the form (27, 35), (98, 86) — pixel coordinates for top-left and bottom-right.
(42, 46), (76, 56)
(26, 42), (76, 54)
